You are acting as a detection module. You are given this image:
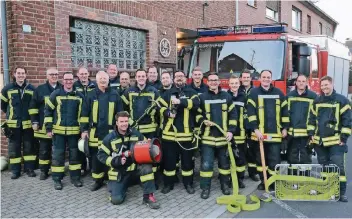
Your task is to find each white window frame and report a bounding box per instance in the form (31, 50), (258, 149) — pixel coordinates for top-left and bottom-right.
(266, 7), (278, 21)
(292, 8), (301, 31)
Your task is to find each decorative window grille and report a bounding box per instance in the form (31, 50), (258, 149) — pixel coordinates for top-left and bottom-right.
(70, 19), (146, 70)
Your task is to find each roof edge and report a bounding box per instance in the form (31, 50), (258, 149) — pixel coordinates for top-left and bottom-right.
(302, 0), (338, 26)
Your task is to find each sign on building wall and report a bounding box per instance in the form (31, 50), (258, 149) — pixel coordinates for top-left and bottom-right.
(159, 38), (171, 58)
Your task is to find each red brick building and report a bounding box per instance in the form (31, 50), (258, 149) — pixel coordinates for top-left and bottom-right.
(0, 0), (337, 155)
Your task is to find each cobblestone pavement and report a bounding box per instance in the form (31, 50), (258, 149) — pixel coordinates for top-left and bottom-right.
(1, 166), (259, 218)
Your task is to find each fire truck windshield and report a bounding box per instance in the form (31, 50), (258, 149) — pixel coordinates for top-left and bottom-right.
(189, 40), (285, 80)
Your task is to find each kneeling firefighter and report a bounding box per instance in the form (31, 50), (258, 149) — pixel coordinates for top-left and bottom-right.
(97, 111), (160, 209)
(80, 71), (123, 191)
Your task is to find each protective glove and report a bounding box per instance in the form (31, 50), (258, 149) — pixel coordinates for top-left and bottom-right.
(111, 156), (125, 169)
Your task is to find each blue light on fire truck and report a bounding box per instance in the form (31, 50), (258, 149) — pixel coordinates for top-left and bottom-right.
(252, 25), (287, 33)
(198, 29), (229, 37)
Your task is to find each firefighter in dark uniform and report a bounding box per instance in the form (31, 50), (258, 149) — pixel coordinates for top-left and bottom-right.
(1, 67), (36, 179)
(44, 72), (85, 190)
(73, 67), (96, 95)
(158, 70), (200, 194)
(160, 71), (173, 95)
(28, 68), (61, 180)
(240, 70), (259, 182)
(97, 111), (160, 209)
(73, 67), (95, 175)
(187, 66), (208, 95)
(80, 71), (123, 191)
(121, 69), (160, 176)
(147, 66), (162, 91)
(107, 64), (120, 90)
(159, 71), (174, 135)
(308, 76), (351, 202)
(196, 72), (238, 199)
(117, 72), (130, 96)
(287, 75), (317, 167)
(227, 75), (247, 188)
(246, 70), (289, 190)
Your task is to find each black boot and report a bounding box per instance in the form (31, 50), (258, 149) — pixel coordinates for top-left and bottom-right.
(221, 184), (231, 195)
(201, 189), (210, 199)
(54, 180), (63, 190)
(71, 178), (83, 187)
(257, 182), (265, 190)
(161, 185), (174, 194)
(11, 172), (20, 179)
(143, 193), (160, 209)
(269, 183), (275, 191)
(40, 171), (49, 180)
(238, 178), (245, 189)
(339, 195), (348, 202)
(26, 170), (36, 177)
(185, 184), (195, 194)
(90, 180), (103, 191)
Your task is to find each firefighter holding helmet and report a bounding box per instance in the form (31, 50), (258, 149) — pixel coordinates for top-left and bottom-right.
(80, 70), (123, 191)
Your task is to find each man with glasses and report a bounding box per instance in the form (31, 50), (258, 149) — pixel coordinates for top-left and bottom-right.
(158, 70), (200, 194)
(196, 72), (238, 199)
(1, 67), (37, 179)
(44, 72), (85, 190)
(29, 68), (61, 180)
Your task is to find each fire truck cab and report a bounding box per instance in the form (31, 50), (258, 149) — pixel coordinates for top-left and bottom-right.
(182, 23), (351, 95)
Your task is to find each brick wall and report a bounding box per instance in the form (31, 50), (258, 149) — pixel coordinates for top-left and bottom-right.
(237, 1), (334, 35)
(0, 0), (337, 155)
(281, 1), (334, 36)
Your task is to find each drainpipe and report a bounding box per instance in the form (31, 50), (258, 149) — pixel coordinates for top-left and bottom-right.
(236, 0), (239, 25)
(1, 0), (10, 85)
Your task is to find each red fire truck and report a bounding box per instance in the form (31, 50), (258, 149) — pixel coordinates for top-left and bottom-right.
(181, 23), (351, 95)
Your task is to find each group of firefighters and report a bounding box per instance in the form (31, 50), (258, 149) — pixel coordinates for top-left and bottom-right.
(1, 64), (350, 209)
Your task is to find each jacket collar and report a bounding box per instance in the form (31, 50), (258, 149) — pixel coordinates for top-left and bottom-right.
(322, 89), (336, 98)
(294, 86), (308, 96)
(191, 80), (206, 89)
(14, 80), (27, 89)
(259, 84), (274, 93)
(46, 80), (61, 92)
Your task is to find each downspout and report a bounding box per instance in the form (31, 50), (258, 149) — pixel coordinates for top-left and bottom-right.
(1, 0), (10, 85)
(235, 0), (239, 25)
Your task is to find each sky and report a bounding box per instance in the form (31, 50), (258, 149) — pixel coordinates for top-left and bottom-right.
(314, 0), (352, 42)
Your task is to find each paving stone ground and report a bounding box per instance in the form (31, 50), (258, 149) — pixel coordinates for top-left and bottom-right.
(1, 164), (259, 218)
